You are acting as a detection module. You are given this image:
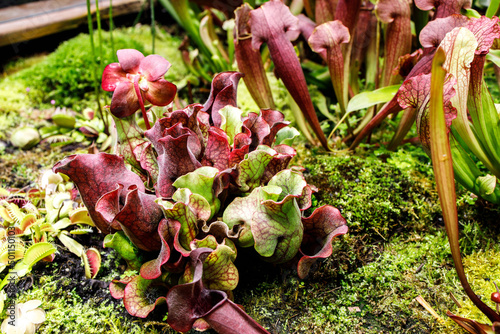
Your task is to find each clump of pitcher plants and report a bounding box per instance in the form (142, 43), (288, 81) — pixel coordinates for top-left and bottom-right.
(53, 49), (347, 333)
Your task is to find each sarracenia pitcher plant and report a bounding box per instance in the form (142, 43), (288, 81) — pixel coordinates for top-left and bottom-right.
(53, 51), (348, 334)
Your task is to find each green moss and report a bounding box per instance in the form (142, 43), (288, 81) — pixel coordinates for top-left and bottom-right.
(236, 231), (457, 333)
(15, 276), (163, 334)
(303, 145), (440, 238)
(443, 248), (500, 330)
(0, 79), (31, 114)
(237, 225), (500, 333)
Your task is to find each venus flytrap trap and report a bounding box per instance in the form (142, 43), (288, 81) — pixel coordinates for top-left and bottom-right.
(0, 173), (102, 295)
(52, 49), (348, 333)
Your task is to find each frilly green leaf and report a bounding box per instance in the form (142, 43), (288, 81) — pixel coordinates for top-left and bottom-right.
(173, 167), (221, 219)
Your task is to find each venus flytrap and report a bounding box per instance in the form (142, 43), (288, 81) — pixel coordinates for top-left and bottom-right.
(0, 173), (101, 291)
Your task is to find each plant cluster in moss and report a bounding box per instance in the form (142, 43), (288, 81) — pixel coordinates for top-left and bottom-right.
(303, 145), (441, 238)
(0, 26), (188, 113)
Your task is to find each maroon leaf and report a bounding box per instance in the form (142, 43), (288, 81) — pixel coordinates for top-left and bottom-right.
(201, 128), (231, 170)
(52, 153), (145, 234)
(96, 185), (163, 252)
(140, 220), (173, 280)
(166, 248), (225, 331)
(234, 4), (275, 110)
(202, 72), (243, 127)
(315, 0), (338, 24)
(397, 73), (457, 150)
(146, 124), (202, 198)
(350, 4), (377, 81)
(250, 0), (329, 150)
(335, 0), (361, 35)
(297, 205), (348, 279)
(261, 109), (291, 147)
(394, 49), (423, 79)
(166, 248), (269, 334)
(376, 0), (412, 87)
(243, 113), (271, 150)
(309, 20), (350, 114)
(419, 15), (468, 49)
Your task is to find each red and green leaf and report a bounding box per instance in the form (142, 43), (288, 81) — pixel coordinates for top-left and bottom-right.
(298, 206), (348, 279)
(52, 153), (145, 234)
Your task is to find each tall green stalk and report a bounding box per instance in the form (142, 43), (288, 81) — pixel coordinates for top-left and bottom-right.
(151, 0), (156, 53)
(109, 0), (114, 56)
(86, 0), (108, 133)
(429, 47), (500, 324)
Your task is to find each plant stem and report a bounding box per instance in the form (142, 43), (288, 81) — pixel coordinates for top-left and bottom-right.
(86, 0), (108, 134)
(133, 76), (151, 130)
(430, 47), (500, 324)
(151, 0), (155, 53)
(109, 0), (114, 55)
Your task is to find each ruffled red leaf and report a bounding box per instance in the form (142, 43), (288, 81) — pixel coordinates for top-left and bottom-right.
(201, 128), (231, 171)
(298, 205), (348, 279)
(202, 72), (243, 127)
(166, 248), (269, 333)
(96, 185), (163, 252)
(147, 125), (202, 198)
(140, 220), (173, 280)
(110, 275), (136, 300)
(123, 275), (167, 318)
(52, 153), (145, 234)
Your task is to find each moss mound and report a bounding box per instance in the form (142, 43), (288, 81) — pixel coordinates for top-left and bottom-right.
(0, 26), (188, 113)
(304, 145), (441, 238)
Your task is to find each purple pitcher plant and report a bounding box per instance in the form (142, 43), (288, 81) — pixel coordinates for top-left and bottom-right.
(54, 51), (348, 333)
